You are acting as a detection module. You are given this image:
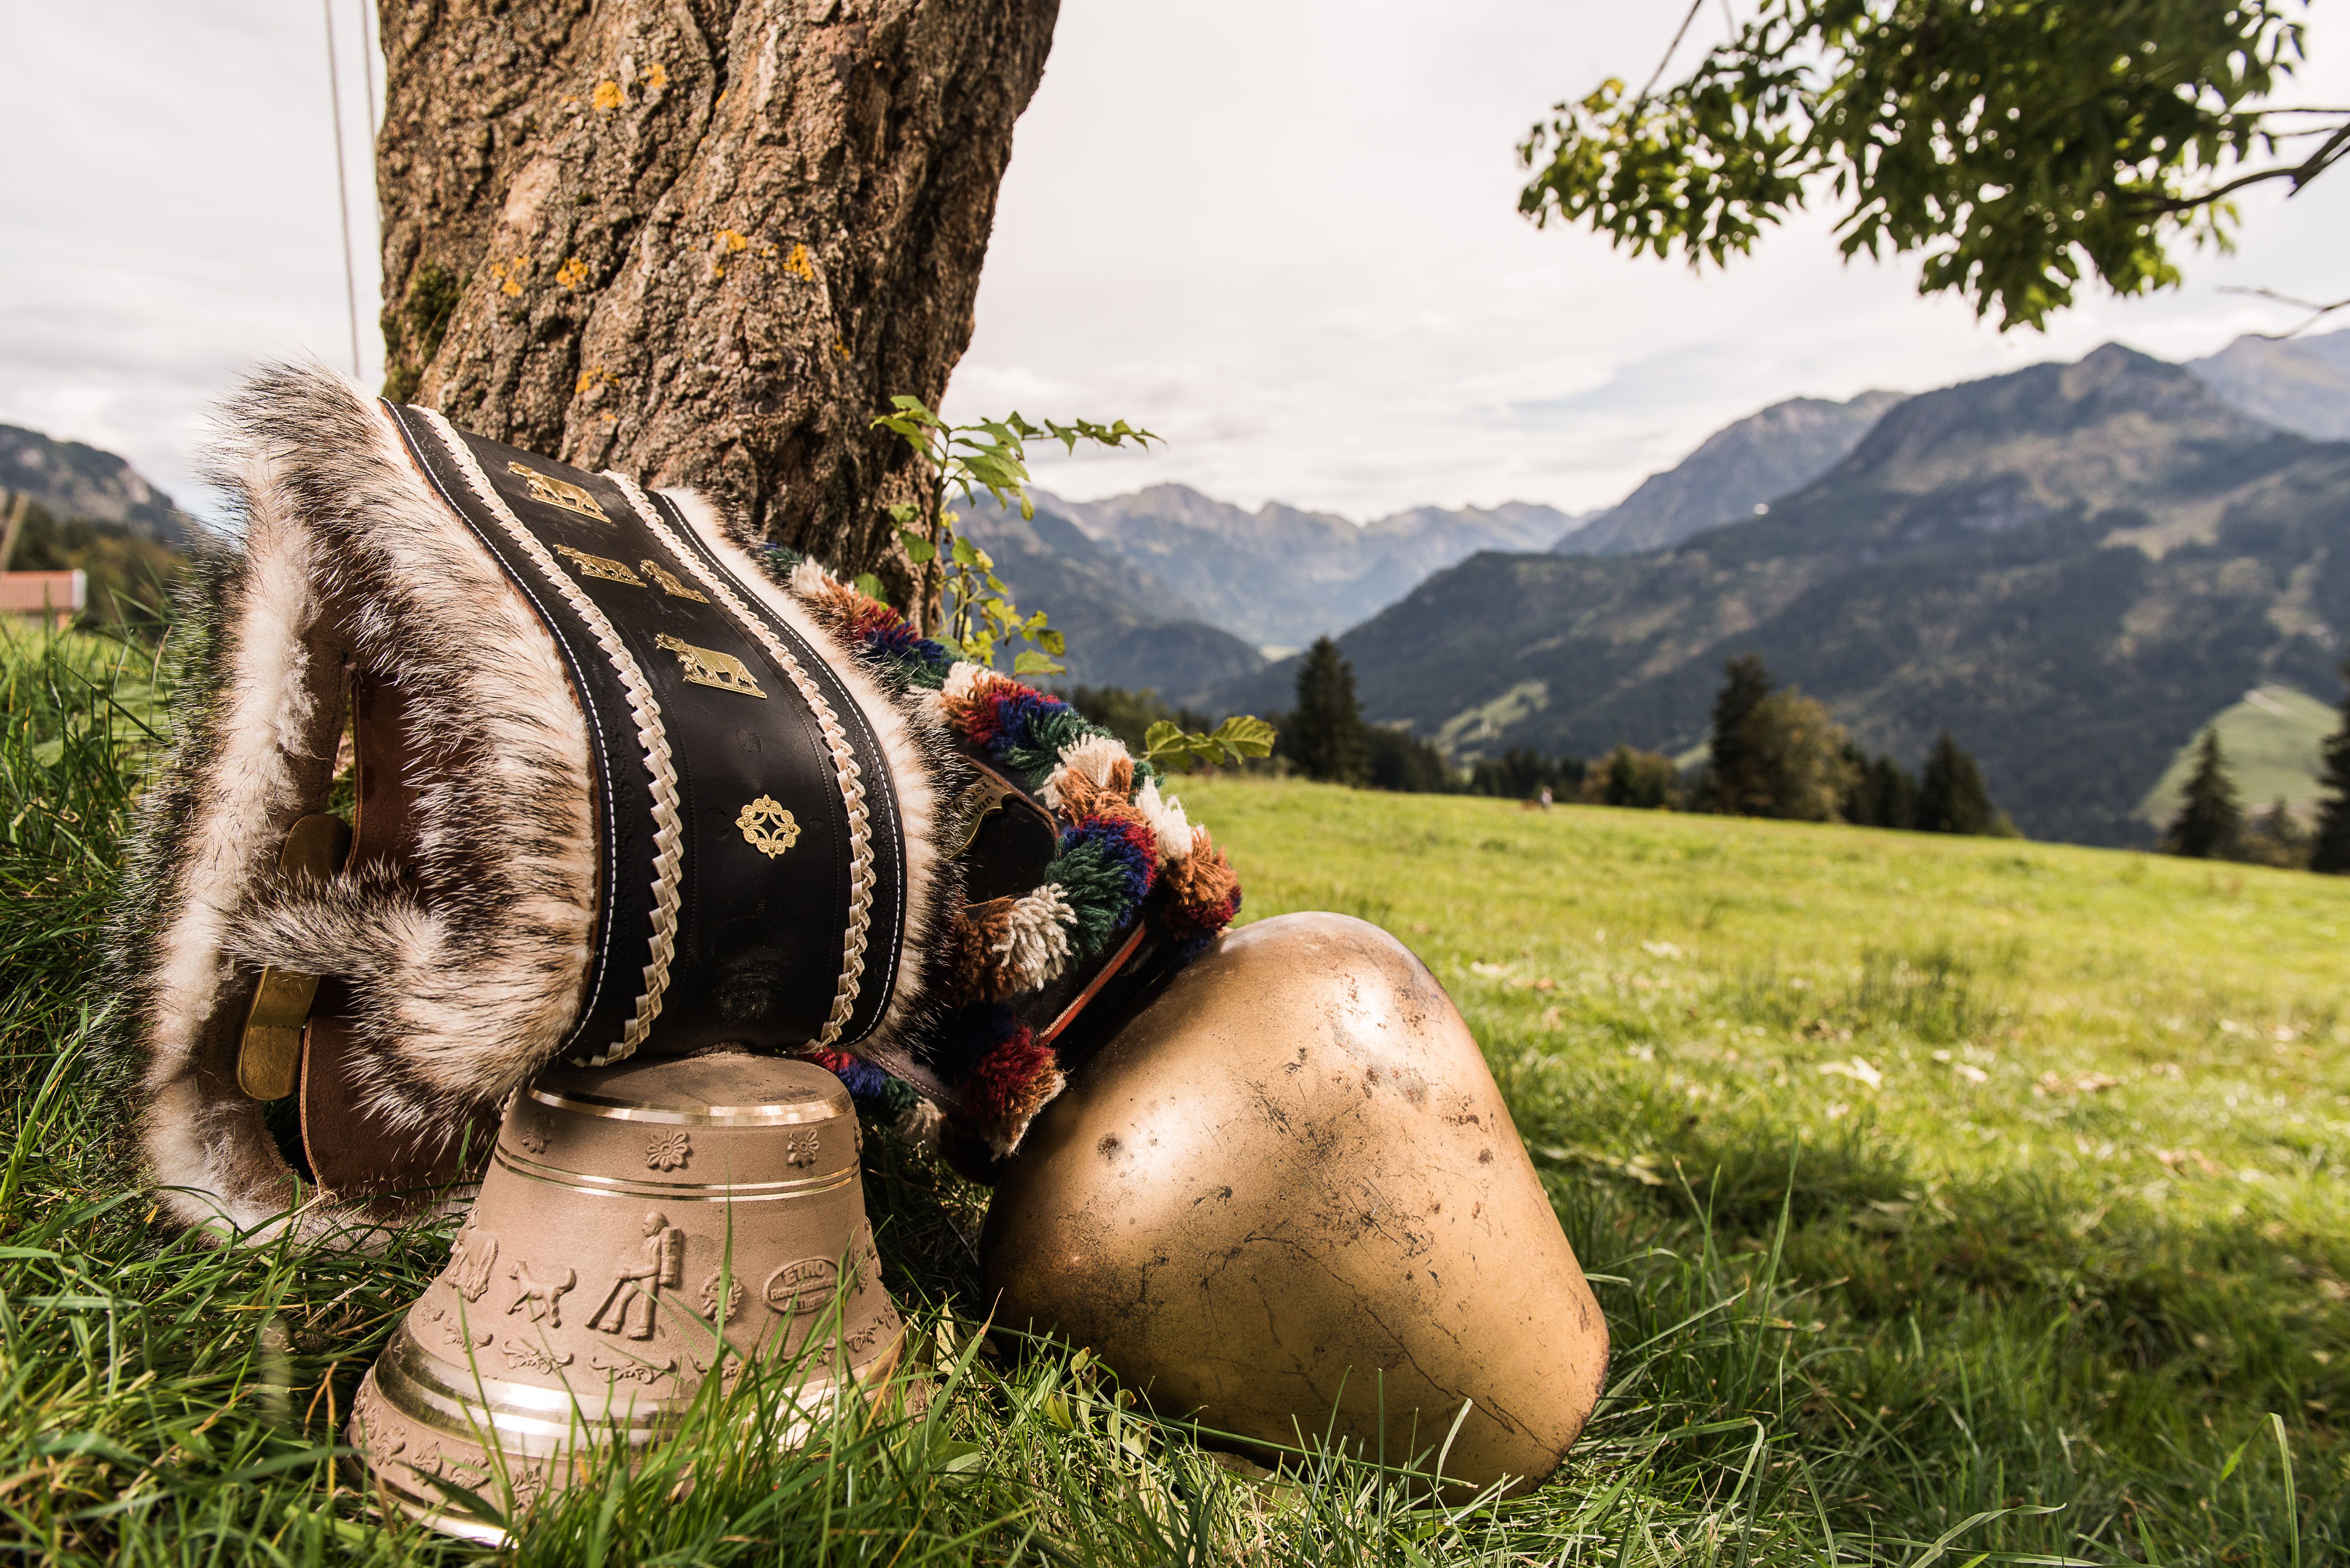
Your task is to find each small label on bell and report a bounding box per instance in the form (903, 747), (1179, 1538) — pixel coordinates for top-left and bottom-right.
(763, 1256), (839, 1316)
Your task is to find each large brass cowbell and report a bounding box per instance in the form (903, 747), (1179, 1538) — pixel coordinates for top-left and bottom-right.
(348, 1055), (903, 1539)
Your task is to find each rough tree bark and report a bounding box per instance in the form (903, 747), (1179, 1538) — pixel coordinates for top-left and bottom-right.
(375, 0), (1058, 605)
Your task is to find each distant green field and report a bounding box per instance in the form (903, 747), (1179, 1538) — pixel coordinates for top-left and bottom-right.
(4, 630), (2346, 1564)
(1182, 774), (2350, 1557)
(2138, 682), (2336, 824)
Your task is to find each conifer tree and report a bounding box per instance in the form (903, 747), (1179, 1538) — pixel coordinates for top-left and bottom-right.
(1703, 653), (1775, 814)
(2311, 662), (2350, 874)
(1289, 636), (1369, 786)
(1738, 690), (1856, 822)
(1865, 754), (1918, 830)
(1595, 744), (1678, 809)
(1915, 732), (1997, 835)
(2243, 797), (2311, 870)
(2163, 728), (2243, 859)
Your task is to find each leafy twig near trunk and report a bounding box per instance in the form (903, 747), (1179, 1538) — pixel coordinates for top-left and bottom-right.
(872, 397), (1157, 675)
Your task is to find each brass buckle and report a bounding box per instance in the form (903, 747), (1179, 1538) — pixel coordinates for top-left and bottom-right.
(234, 812), (353, 1101)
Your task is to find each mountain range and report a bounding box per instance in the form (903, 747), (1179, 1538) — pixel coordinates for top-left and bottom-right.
(978, 329), (2350, 705)
(976, 486), (1573, 652)
(2185, 328), (2350, 441)
(1553, 390), (1905, 556)
(1210, 341), (2350, 846)
(0, 424), (192, 544)
(957, 496), (1269, 704)
(12, 322), (2349, 848)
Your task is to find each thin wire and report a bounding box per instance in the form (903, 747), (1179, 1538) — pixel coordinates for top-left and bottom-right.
(355, 0), (377, 134)
(355, 1), (379, 388)
(323, 0), (361, 377)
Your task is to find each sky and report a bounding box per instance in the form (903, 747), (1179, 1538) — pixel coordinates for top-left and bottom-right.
(1, 1), (2344, 525)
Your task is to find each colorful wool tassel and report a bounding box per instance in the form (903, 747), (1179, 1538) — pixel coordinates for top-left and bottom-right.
(739, 544), (1244, 1162)
(1135, 777), (1193, 862)
(1041, 734), (1133, 818)
(992, 883), (1076, 990)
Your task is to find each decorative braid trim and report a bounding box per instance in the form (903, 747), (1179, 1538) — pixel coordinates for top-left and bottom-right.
(605, 473), (876, 1048)
(420, 413), (684, 1066)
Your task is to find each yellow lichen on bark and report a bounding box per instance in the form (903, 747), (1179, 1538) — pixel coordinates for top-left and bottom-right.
(488, 255), (532, 297)
(710, 229), (777, 280)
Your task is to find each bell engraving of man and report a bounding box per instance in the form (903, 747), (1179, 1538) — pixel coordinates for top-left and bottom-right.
(588, 1210), (685, 1341)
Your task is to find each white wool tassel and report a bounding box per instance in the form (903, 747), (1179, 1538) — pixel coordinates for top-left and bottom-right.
(1040, 734), (1130, 811)
(894, 1096), (946, 1152)
(787, 558), (838, 596)
(940, 661), (993, 704)
(992, 883), (1076, 989)
(1135, 777), (1194, 862)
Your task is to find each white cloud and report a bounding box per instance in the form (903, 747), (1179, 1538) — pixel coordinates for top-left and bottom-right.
(0, 1), (2342, 524)
(0, 0), (382, 516)
(958, 0), (2350, 517)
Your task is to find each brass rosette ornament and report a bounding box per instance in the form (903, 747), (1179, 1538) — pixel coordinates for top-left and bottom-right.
(349, 1054), (902, 1539)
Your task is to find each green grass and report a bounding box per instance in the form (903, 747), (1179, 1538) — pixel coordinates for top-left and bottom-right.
(2, 628), (2342, 1563)
(2137, 683), (2336, 824)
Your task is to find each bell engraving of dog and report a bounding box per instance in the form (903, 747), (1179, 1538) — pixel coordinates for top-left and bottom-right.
(507, 1260), (577, 1327)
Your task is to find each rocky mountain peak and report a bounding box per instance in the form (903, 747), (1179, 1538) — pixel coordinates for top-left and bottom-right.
(0, 424), (191, 544)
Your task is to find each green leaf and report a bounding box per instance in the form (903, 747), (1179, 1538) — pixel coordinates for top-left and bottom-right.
(951, 536), (979, 567)
(1012, 650), (1066, 676)
(1039, 628), (1066, 656)
(1210, 714), (1276, 758)
(929, 1440), (989, 1477)
(897, 527), (936, 564)
(852, 573), (886, 602)
(884, 501), (920, 525)
(1516, 3), (2313, 331)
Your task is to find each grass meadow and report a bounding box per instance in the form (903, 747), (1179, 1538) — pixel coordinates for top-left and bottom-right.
(2, 626), (2344, 1563)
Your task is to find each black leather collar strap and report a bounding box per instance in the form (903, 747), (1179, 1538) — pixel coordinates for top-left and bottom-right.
(386, 405), (907, 1063)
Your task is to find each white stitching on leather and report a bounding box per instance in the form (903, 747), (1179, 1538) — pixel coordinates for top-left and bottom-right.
(604, 473), (876, 1048)
(421, 414), (683, 1065)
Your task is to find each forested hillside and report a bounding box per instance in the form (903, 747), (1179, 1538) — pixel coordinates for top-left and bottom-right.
(959, 497), (1265, 704)
(1215, 346), (2350, 846)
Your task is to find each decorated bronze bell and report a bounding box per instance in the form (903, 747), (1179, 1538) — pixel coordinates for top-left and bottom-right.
(982, 913), (1609, 1493)
(348, 1053), (903, 1538)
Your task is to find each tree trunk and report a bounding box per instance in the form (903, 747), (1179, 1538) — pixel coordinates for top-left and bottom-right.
(375, 0), (1057, 606)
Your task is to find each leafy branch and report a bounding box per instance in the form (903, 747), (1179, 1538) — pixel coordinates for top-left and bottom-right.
(1518, 0), (2339, 331)
(1142, 716), (1276, 774)
(873, 398), (1157, 675)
